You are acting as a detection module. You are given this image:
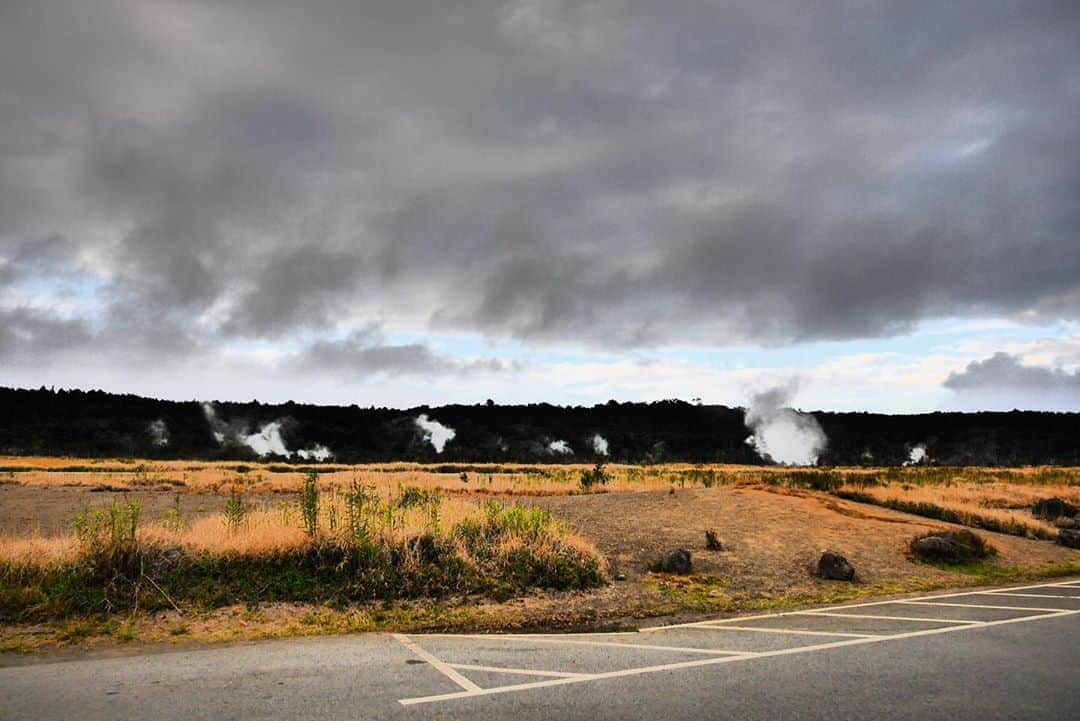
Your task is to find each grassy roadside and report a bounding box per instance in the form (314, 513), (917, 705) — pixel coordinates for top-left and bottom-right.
(1, 476), (607, 638)
(3, 559), (1077, 659)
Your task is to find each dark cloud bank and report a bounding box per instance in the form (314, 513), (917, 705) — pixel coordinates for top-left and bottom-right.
(1, 2), (1078, 383)
(945, 352), (1080, 411)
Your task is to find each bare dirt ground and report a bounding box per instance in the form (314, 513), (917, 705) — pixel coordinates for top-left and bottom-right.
(531, 485), (1079, 596)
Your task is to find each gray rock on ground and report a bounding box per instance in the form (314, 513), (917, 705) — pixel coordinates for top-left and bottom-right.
(1058, 528), (1080, 549)
(653, 548), (692, 574)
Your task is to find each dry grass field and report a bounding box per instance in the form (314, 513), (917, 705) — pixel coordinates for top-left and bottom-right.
(1, 457), (1078, 654)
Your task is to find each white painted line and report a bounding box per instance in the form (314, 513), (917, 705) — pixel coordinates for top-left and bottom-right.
(801, 612), (984, 625)
(399, 608), (1080, 706)
(393, 634), (482, 693)
(410, 633), (752, 656)
(640, 580), (1080, 633)
(690, 625), (881, 639)
(446, 663), (591, 679)
(984, 592), (1080, 600)
(899, 601), (1070, 612)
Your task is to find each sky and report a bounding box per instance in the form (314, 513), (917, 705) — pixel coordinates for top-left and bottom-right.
(1, 1), (1079, 413)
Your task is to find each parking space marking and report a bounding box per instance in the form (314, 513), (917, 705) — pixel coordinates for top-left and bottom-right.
(689, 625), (881, 638)
(898, 601), (1072, 612)
(394, 634), (481, 693)
(397, 580), (1080, 707)
(413, 633), (753, 656)
(801, 612), (983, 624)
(985, 592), (1080, 600)
(398, 604), (1079, 706)
(446, 663), (591, 679)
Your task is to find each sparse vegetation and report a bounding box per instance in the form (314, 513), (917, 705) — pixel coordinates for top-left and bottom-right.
(0, 484), (606, 623)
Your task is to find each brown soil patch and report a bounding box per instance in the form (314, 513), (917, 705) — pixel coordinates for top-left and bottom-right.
(532, 486), (1079, 597)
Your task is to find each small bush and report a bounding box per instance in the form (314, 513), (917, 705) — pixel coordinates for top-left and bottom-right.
(579, 462), (610, 490)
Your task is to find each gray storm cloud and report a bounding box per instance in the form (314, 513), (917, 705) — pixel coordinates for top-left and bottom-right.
(1, 2), (1078, 382)
(944, 353), (1080, 411)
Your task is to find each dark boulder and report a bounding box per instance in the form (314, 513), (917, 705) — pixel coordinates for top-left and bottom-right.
(1058, 529), (1080, 549)
(816, 551), (855, 581)
(910, 529), (994, 564)
(705, 530), (723, 551)
(1032, 498), (1078, 520)
(653, 548), (692, 574)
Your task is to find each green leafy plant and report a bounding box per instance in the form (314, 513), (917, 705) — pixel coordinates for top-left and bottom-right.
(224, 489), (246, 533)
(301, 471), (319, 537)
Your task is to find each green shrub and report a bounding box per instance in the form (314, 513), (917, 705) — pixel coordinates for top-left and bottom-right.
(579, 462), (610, 490)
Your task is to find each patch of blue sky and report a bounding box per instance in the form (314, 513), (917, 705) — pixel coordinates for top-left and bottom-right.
(9, 273), (108, 318)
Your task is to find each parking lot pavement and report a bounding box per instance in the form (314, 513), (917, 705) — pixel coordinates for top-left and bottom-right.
(1, 578), (1077, 720)
(395, 579), (1080, 706)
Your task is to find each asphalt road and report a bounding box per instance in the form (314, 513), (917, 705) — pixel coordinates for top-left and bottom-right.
(2, 579), (1077, 720)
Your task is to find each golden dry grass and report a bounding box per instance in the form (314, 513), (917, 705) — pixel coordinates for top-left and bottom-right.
(836, 480), (1080, 538)
(0, 493), (495, 568)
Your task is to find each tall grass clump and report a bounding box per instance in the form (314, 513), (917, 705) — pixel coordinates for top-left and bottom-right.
(0, 488), (607, 621)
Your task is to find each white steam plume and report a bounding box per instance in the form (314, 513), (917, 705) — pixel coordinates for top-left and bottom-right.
(416, 414), (455, 453)
(548, 439), (573, 455)
(202, 402), (226, 443)
(743, 383), (827, 466)
(903, 444), (928, 466)
(297, 444), (334, 461)
(147, 419), (170, 447)
(241, 421), (291, 458)
(591, 434), (609, 456)
(202, 401), (331, 459)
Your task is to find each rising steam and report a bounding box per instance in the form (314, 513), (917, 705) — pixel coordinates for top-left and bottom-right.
(297, 445), (334, 461)
(147, 419), (170, 447)
(743, 383), (827, 466)
(241, 421), (291, 457)
(201, 401), (332, 460)
(202, 402), (226, 443)
(548, 439), (573, 455)
(415, 414), (455, 453)
(591, 433), (609, 456)
(904, 444), (928, 466)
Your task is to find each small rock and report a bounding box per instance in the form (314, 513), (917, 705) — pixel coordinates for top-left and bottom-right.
(1032, 497), (1078, 520)
(816, 551), (855, 581)
(705, 530), (723, 551)
(653, 548), (692, 574)
(1058, 528), (1080, 549)
(614, 572), (627, 581)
